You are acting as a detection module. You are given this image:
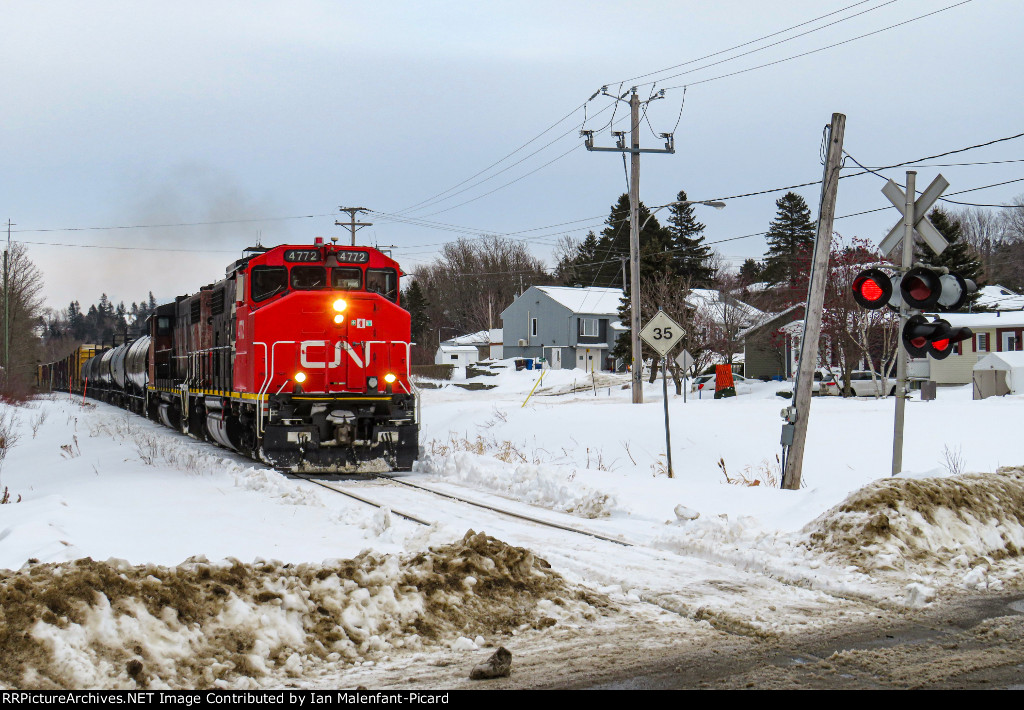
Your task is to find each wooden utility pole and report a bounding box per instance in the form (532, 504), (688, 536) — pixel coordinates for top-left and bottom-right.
(335, 207), (372, 246)
(781, 113), (846, 490)
(628, 89), (643, 403)
(582, 87), (674, 404)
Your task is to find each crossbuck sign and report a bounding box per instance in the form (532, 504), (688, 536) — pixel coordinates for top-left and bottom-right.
(877, 174), (950, 258)
(640, 311), (684, 356)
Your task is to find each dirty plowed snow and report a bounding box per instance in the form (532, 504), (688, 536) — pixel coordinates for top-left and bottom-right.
(0, 531), (606, 690)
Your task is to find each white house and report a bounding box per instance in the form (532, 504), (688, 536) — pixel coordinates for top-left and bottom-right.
(977, 284), (1024, 311)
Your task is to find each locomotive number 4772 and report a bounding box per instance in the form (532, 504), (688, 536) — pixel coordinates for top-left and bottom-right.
(39, 239), (419, 473)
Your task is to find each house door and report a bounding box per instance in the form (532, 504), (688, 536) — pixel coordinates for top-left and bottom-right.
(546, 347), (562, 370)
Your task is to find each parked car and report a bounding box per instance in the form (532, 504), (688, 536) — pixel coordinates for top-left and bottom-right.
(812, 369), (840, 396)
(840, 370), (895, 397)
(691, 372), (754, 395)
(783, 369), (839, 396)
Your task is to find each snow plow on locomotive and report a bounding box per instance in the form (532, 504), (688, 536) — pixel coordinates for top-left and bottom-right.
(38, 240), (420, 472)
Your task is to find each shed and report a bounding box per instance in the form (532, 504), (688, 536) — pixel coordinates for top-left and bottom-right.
(435, 345), (480, 369)
(972, 351), (1024, 399)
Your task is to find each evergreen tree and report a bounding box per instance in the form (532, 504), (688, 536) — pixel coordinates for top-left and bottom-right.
(915, 207), (985, 311)
(591, 195), (675, 362)
(762, 192), (816, 287)
(592, 194), (674, 289)
(67, 301), (86, 341)
(738, 258), (764, 285)
(666, 190), (715, 287)
(555, 231), (601, 286)
(402, 280), (431, 345)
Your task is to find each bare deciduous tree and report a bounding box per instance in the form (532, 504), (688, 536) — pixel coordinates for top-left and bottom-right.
(413, 236), (555, 343)
(1, 243), (45, 396)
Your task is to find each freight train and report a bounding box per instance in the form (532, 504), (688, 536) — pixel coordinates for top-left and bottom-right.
(38, 239), (419, 472)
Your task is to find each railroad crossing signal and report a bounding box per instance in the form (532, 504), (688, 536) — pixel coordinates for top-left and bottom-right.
(851, 268), (894, 309)
(640, 311), (684, 356)
(902, 314), (972, 360)
(851, 266), (977, 313)
(878, 175), (950, 257)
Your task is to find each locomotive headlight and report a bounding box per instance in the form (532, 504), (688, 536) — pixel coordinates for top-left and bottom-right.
(333, 314), (344, 324)
(294, 372), (307, 383)
(333, 298), (347, 313)
(367, 376), (378, 389)
(384, 373), (397, 384)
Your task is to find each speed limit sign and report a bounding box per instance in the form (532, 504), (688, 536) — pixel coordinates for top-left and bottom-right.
(639, 311), (684, 356)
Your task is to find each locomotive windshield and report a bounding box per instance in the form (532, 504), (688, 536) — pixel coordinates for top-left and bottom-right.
(290, 265), (327, 290)
(251, 266), (287, 302)
(331, 267), (362, 290)
(366, 268), (398, 302)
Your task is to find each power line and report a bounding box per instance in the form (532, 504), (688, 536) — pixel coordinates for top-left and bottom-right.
(384, 4), (895, 223)
(383, 105), (613, 219)
(660, 0), (974, 91)
(625, 0), (902, 90)
(388, 101), (590, 216)
(610, 0), (879, 86)
(11, 213), (331, 235)
(376, 2), (972, 225)
(704, 130), (1024, 205)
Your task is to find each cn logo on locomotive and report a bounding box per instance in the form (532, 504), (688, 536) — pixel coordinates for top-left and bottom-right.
(299, 340), (364, 369)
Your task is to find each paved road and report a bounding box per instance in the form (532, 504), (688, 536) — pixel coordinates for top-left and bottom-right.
(577, 592), (1024, 690)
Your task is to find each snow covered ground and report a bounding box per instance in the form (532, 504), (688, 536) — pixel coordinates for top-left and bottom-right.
(1, 361), (1023, 689)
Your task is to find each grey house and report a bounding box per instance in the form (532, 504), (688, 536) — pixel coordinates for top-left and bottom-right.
(501, 286), (624, 371)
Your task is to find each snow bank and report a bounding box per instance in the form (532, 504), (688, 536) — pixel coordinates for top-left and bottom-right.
(415, 451), (617, 519)
(1, 532), (605, 690)
(804, 466), (1024, 590)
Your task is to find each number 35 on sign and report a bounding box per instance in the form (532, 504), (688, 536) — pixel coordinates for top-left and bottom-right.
(639, 311), (685, 356)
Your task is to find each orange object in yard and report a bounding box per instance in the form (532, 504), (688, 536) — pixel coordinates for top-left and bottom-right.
(715, 364), (735, 390)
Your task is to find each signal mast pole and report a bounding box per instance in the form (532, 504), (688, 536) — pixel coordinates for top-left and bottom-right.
(892, 171), (916, 476)
(582, 87), (674, 404)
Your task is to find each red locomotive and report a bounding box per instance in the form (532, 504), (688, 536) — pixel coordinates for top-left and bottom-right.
(40, 238), (419, 472)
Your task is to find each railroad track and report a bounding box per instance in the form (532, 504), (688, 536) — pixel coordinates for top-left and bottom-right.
(289, 469), (900, 640)
(291, 471), (631, 546)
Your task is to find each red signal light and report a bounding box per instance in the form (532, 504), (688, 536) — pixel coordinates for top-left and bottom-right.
(929, 325), (972, 361)
(902, 316), (972, 360)
(861, 278), (884, 301)
(852, 268), (893, 310)
(899, 267), (943, 309)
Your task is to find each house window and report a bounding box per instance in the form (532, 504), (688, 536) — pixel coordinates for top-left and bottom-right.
(977, 333), (989, 352)
(531, 318), (538, 337)
(451, 354), (459, 361)
(580, 318), (598, 337)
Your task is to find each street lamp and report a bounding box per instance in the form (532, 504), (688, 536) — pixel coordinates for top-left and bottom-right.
(629, 199), (726, 405)
(640, 199), (726, 232)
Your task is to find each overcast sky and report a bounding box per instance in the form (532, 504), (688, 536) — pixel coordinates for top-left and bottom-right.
(2, 0), (1022, 313)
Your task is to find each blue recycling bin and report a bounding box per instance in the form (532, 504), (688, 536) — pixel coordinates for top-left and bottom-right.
(525, 358), (534, 370)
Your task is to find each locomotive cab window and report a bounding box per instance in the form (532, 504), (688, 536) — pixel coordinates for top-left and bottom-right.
(331, 267), (362, 290)
(366, 268), (398, 302)
(291, 265), (327, 290)
(156, 317), (172, 336)
(251, 266), (287, 302)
